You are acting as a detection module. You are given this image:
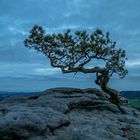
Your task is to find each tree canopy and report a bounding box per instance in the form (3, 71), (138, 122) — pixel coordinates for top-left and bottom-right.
(24, 25), (128, 104)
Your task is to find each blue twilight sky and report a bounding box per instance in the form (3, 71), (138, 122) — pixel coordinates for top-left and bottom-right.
(0, 0), (140, 92)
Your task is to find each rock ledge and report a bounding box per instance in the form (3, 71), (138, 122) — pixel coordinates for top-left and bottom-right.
(0, 88), (140, 140)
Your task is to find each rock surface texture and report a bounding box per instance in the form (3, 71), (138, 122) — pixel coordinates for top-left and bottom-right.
(0, 88), (140, 140)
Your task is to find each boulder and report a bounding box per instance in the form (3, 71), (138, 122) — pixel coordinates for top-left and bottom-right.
(0, 87), (140, 140)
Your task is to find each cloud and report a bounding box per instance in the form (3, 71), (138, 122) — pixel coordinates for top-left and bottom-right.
(126, 60), (140, 68)
(0, 0), (140, 91)
(8, 26), (28, 36)
(34, 68), (60, 76)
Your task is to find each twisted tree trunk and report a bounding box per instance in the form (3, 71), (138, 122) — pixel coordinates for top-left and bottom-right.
(95, 70), (121, 104)
(101, 86), (121, 104)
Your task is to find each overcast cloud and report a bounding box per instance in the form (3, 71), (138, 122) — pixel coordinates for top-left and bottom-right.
(0, 0), (140, 91)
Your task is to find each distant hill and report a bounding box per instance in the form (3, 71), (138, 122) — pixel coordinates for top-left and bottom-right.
(0, 92), (34, 101)
(0, 90), (140, 101)
(120, 91), (140, 99)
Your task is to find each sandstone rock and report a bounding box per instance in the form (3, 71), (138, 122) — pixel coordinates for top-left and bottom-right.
(0, 88), (139, 140)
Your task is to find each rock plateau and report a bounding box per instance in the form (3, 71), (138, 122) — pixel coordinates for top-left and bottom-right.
(0, 88), (140, 140)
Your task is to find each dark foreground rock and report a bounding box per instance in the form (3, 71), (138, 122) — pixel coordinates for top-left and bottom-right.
(0, 88), (140, 140)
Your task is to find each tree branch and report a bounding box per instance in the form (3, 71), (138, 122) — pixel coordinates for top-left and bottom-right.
(61, 66), (105, 74)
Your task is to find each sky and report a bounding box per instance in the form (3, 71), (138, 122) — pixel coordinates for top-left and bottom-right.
(0, 0), (140, 92)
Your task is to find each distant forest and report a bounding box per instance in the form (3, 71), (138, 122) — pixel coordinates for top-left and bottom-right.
(0, 91), (140, 100)
(120, 91), (140, 99)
